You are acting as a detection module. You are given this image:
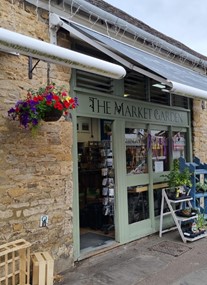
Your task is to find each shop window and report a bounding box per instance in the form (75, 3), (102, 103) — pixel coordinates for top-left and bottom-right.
(154, 188), (162, 217)
(172, 131), (186, 159)
(151, 130), (169, 172)
(154, 186), (182, 217)
(153, 188), (170, 217)
(125, 128), (148, 174)
(127, 185), (149, 224)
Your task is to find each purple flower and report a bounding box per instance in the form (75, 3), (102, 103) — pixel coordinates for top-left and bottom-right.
(20, 113), (30, 128)
(32, 118), (39, 126)
(46, 94), (53, 101)
(22, 102), (29, 108)
(15, 100), (23, 107)
(74, 97), (79, 106)
(29, 100), (39, 106)
(8, 108), (16, 114)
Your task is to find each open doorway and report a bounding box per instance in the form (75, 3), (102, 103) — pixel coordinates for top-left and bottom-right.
(77, 117), (116, 254)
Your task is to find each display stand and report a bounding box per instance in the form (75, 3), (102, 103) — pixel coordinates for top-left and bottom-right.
(101, 140), (115, 234)
(179, 156), (207, 215)
(159, 188), (207, 243)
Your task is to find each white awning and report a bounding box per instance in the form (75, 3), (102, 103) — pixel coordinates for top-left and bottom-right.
(56, 15), (207, 100)
(0, 28), (126, 79)
(168, 81), (207, 99)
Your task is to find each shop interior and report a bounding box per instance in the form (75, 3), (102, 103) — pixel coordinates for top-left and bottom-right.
(78, 117), (115, 252)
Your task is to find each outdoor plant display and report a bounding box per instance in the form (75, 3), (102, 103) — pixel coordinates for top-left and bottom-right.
(8, 83), (78, 132)
(183, 210), (207, 238)
(163, 159), (192, 188)
(162, 159), (192, 198)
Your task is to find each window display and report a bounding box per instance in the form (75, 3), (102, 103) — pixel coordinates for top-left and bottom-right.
(150, 130), (169, 172)
(172, 131), (186, 159)
(125, 128), (148, 174)
(127, 185), (149, 224)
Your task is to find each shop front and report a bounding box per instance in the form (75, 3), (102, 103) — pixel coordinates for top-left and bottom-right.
(72, 91), (191, 260)
(2, 0), (207, 273)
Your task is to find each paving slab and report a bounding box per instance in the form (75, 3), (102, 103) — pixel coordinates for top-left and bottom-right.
(55, 231), (207, 285)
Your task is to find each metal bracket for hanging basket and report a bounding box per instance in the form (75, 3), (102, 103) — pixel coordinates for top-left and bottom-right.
(28, 56), (40, 79)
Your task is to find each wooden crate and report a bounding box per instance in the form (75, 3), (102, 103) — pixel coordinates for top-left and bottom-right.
(0, 239), (31, 285)
(31, 252), (54, 285)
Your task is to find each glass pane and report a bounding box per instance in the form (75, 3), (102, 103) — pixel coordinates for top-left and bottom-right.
(153, 188), (170, 217)
(154, 187), (180, 217)
(128, 185), (149, 224)
(151, 130), (169, 172)
(125, 128), (148, 174)
(154, 188), (162, 217)
(172, 131), (186, 159)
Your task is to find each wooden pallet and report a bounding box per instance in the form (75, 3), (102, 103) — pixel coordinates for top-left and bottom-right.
(31, 252), (54, 285)
(0, 239), (31, 285)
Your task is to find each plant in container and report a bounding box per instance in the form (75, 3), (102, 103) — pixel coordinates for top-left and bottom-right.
(162, 159), (192, 199)
(196, 179), (207, 193)
(184, 210), (207, 238)
(8, 83), (78, 133)
(195, 210), (207, 231)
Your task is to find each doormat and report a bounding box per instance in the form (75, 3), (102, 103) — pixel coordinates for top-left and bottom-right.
(80, 232), (114, 250)
(149, 240), (192, 257)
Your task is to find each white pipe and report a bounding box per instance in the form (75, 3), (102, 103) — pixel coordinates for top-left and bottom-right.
(168, 81), (207, 100)
(0, 28), (126, 79)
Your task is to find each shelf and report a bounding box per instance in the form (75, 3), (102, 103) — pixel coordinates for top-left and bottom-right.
(194, 169), (207, 175)
(179, 156), (207, 215)
(159, 188), (207, 243)
(184, 231), (207, 242)
(162, 209), (197, 221)
(175, 214), (197, 222)
(195, 192), (207, 198)
(168, 196), (192, 203)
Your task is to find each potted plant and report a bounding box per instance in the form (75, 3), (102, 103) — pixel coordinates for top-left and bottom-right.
(196, 179), (207, 193)
(186, 210), (207, 237)
(162, 159), (192, 199)
(196, 210), (206, 231)
(8, 83), (78, 132)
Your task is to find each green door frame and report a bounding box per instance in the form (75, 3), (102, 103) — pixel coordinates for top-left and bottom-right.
(72, 115), (125, 260)
(72, 92), (191, 260)
(72, 114), (80, 260)
(124, 122), (152, 241)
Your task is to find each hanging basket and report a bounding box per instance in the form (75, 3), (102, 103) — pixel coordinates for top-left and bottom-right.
(42, 108), (63, 122)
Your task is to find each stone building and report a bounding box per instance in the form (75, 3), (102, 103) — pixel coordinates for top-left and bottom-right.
(1, 0), (207, 273)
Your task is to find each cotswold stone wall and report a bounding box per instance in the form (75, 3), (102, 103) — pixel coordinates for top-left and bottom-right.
(0, 0), (74, 272)
(192, 100), (207, 162)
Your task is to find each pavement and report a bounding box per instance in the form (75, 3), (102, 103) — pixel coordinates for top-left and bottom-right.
(55, 231), (207, 285)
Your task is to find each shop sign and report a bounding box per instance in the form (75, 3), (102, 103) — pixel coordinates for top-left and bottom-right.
(77, 94), (189, 126)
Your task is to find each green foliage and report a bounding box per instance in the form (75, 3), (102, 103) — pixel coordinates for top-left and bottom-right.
(162, 159), (192, 188)
(196, 210), (207, 229)
(196, 179), (207, 192)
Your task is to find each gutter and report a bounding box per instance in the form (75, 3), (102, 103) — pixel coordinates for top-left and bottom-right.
(50, 14), (207, 100)
(25, 0), (207, 69)
(62, 0), (207, 69)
